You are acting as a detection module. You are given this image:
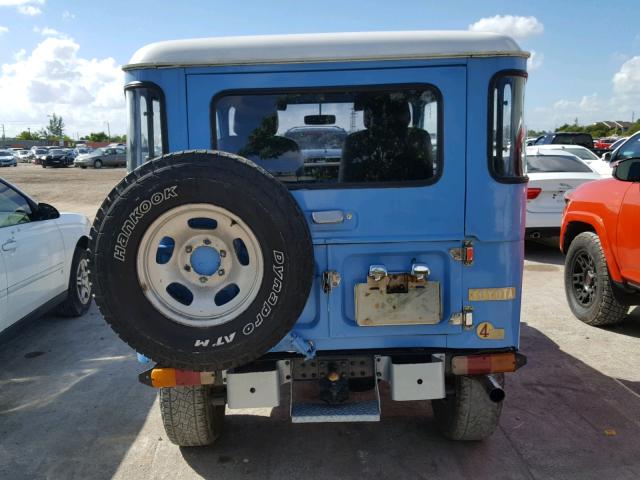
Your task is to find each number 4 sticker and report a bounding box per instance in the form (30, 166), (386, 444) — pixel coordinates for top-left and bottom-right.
(476, 322), (505, 340)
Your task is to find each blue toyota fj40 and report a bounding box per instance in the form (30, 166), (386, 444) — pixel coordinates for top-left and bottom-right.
(91, 31), (529, 445)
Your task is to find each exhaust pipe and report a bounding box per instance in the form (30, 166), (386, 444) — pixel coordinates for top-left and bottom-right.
(481, 375), (505, 403)
(529, 231), (541, 239)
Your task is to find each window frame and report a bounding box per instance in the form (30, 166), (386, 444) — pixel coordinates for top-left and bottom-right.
(487, 69), (528, 184)
(124, 81), (169, 170)
(210, 83), (444, 190)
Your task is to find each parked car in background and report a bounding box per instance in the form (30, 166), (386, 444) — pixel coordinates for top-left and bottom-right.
(534, 132), (595, 151)
(74, 147), (126, 168)
(42, 148), (74, 168)
(525, 148), (602, 238)
(15, 150), (31, 162)
(73, 146), (93, 157)
(0, 178), (92, 335)
(284, 126), (347, 179)
(531, 144), (612, 176)
(0, 150), (17, 167)
(593, 137), (618, 151)
(32, 147), (52, 165)
(561, 156), (640, 326)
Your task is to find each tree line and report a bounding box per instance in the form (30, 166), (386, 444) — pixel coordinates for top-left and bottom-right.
(13, 113), (125, 143)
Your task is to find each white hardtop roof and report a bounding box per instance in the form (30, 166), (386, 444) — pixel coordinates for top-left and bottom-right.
(125, 31), (528, 70)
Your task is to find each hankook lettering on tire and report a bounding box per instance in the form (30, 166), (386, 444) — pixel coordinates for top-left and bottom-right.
(113, 186), (177, 262)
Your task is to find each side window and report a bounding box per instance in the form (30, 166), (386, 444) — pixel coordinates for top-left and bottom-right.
(126, 83), (167, 171)
(489, 72), (527, 181)
(213, 86), (442, 187)
(617, 134), (640, 160)
(0, 183), (32, 228)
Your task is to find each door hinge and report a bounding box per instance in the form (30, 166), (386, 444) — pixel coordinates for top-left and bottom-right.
(322, 270), (341, 293)
(449, 240), (474, 266)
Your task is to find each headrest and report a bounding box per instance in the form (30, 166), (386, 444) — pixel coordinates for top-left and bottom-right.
(359, 95), (411, 130)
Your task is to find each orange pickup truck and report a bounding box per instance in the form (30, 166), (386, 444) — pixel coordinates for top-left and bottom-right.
(561, 157), (640, 326)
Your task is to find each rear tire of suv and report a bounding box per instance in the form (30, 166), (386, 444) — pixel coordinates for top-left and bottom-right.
(432, 374), (503, 441)
(564, 232), (628, 326)
(159, 386), (225, 447)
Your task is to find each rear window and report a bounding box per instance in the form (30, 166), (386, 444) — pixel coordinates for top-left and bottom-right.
(559, 147), (598, 161)
(526, 155), (592, 173)
(213, 85), (441, 186)
(488, 72), (527, 181)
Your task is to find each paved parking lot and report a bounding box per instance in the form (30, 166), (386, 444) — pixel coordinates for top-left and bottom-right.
(1, 166), (640, 480)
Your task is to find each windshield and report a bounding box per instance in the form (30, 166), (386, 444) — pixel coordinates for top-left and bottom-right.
(36, 149), (47, 154)
(526, 155), (593, 173)
(0, 151), (12, 157)
(50, 149), (64, 155)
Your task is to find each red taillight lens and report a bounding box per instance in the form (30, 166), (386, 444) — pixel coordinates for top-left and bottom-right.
(527, 187), (542, 200)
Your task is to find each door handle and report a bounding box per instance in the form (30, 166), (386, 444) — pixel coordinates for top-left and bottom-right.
(1, 239), (17, 252)
(311, 210), (344, 224)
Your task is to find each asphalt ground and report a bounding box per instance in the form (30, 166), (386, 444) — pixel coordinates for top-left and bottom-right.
(1, 165), (639, 479)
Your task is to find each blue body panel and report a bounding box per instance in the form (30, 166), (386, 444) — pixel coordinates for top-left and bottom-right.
(125, 55), (527, 353)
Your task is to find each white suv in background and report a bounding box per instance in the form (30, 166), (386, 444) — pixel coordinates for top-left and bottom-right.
(0, 179), (92, 335)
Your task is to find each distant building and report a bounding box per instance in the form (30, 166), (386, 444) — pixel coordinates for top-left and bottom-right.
(597, 120), (633, 133)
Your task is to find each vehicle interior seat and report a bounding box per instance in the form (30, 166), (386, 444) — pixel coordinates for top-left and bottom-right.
(339, 95), (434, 182)
(222, 100), (302, 175)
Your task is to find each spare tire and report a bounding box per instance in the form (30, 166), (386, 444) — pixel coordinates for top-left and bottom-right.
(90, 150), (313, 371)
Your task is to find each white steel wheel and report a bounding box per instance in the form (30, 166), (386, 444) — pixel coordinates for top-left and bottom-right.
(136, 204), (264, 327)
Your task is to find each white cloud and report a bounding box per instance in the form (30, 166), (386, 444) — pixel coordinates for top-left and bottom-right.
(33, 26), (66, 38)
(613, 56), (640, 97)
(527, 50), (543, 71)
(62, 10), (74, 20)
(0, 34), (125, 137)
(18, 4), (41, 15)
(0, 26), (8, 34)
(0, 0), (44, 15)
(469, 15), (544, 40)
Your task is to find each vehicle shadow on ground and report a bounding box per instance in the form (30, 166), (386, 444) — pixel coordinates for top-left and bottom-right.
(179, 322), (640, 480)
(603, 307), (640, 338)
(525, 238), (564, 266)
(0, 305), (156, 480)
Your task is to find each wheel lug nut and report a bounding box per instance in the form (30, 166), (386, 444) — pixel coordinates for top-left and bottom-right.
(220, 250), (226, 258)
(184, 265), (191, 272)
(199, 276), (208, 283)
(203, 239), (211, 245)
(185, 245), (192, 253)
(218, 269), (225, 276)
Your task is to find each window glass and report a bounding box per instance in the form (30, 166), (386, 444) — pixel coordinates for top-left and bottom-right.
(617, 134), (640, 160)
(126, 85), (166, 171)
(0, 183), (32, 228)
(214, 86), (440, 186)
(561, 147), (598, 161)
(490, 74), (526, 179)
(526, 155), (592, 173)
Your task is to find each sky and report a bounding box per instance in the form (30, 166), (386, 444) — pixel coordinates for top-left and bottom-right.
(0, 0), (639, 138)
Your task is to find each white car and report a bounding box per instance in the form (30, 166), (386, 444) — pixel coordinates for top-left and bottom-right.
(529, 144), (612, 177)
(0, 179), (92, 334)
(524, 149), (602, 238)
